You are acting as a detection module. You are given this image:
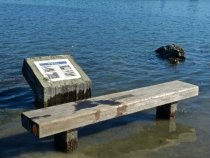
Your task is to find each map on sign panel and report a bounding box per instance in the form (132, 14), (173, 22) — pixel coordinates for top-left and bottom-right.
(34, 59), (81, 81)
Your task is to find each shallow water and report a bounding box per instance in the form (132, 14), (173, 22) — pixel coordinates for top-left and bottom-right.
(0, 0), (210, 157)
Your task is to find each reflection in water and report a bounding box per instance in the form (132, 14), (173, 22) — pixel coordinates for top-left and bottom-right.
(78, 120), (196, 158)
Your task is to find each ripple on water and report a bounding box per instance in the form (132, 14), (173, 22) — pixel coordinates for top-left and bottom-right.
(0, 86), (34, 109)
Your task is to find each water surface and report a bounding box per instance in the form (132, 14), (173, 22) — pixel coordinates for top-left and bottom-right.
(0, 0), (210, 157)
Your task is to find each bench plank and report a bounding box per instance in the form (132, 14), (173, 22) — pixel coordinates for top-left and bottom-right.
(21, 80), (198, 138)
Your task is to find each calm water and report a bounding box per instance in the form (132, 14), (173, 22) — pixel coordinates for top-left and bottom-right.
(0, 0), (210, 157)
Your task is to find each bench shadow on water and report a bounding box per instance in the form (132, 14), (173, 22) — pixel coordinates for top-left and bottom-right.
(0, 112), (196, 158)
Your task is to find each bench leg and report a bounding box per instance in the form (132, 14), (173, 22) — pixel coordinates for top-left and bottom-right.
(169, 119), (176, 132)
(156, 102), (177, 119)
(54, 130), (78, 152)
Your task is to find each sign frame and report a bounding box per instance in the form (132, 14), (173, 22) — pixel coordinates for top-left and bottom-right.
(34, 59), (81, 82)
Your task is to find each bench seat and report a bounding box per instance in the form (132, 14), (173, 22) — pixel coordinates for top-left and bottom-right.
(21, 80), (198, 139)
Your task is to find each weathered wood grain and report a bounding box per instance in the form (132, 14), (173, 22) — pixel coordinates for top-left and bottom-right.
(21, 80), (198, 138)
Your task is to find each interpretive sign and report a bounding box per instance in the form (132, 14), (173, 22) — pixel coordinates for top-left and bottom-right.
(22, 55), (92, 108)
(34, 59), (81, 82)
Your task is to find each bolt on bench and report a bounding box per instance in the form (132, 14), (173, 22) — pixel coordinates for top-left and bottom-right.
(21, 80), (198, 152)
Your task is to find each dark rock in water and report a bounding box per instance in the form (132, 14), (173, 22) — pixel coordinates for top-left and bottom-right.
(155, 44), (186, 64)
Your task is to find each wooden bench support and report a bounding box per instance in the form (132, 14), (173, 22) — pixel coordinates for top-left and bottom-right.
(156, 102), (177, 119)
(54, 130), (78, 152)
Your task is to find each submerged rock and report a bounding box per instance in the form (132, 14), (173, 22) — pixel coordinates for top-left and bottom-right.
(155, 44), (186, 64)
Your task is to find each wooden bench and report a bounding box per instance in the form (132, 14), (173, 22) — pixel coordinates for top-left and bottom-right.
(21, 80), (198, 152)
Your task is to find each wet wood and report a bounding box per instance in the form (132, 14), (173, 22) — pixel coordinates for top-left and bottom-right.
(21, 80), (199, 138)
